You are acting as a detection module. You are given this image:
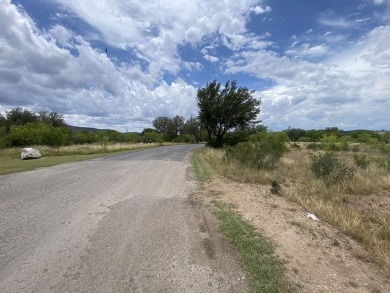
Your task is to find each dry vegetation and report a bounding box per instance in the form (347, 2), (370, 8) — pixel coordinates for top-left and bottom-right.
(0, 142), (164, 157)
(199, 144), (390, 273)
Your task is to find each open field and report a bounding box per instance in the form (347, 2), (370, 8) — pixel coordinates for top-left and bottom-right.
(0, 143), (167, 175)
(197, 144), (390, 273)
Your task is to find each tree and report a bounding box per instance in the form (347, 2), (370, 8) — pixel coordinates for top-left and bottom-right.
(163, 115), (184, 141)
(0, 113), (6, 126)
(153, 116), (170, 135)
(285, 127), (306, 142)
(183, 116), (203, 143)
(141, 128), (162, 143)
(197, 80), (261, 147)
(6, 123), (68, 147)
(38, 111), (66, 127)
(5, 107), (38, 129)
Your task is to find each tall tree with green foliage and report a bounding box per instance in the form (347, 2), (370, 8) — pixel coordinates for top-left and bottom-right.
(38, 111), (66, 127)
(5, 107), (38, 129)
(152, 116), (170, 135)
(196, 80), (261, 147)
(285, 127), (306, 142)
(183, 116), (203, 143)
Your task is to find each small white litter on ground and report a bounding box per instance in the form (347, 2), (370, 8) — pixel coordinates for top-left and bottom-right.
(307, 213), (320, 221)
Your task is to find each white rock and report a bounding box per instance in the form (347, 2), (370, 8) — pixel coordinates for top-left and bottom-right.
(21, 148), (41, 160)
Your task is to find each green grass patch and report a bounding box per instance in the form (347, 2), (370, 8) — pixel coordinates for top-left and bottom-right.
(0, 152), (126, 175)
(0, 144), (161, 175)
(192, 148), (212, 183)
(215, 203), (295, 293)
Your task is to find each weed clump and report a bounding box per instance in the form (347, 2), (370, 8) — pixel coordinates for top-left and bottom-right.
(373, 155), (390, 171)
(311, 152), (354, 184)
(353, 154), (370, 169)
(270, 180), (281, 195)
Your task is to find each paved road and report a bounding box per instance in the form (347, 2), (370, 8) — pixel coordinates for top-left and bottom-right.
(0, 145), (247, 292)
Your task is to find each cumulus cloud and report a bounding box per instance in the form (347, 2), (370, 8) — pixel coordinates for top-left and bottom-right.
(203, 55), (219, 63)
(47, 25), (74, 48)
(2, 0), (388, 132)
(0, 1), (72, 76)
(225, 25), (390, 130)
(183, 61), (203, 72)
(0, 0), (267, 130)
(0, 0), (201, 131)
(52, 0), (261, 77)
(251, 5), (271, 14)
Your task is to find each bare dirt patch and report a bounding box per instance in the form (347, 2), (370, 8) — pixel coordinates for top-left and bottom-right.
(201, 176), (390, 293)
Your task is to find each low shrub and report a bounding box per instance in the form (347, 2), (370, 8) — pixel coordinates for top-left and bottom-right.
(306, 143), (325, 151)
(373, 155), (390, 171)
(270, 180), (281, 195)
(351, 145), (360, 152)
(311, 152), (354, 184)
(225, 132), (287, 170)
(353, 154), (370, 169)
(290, 143), (300, 149)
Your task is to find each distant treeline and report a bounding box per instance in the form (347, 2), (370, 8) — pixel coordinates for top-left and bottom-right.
(0, 108), (203, 147)
(284, 127), (390, 144)
(0, 108), (148, 147)
(1, 107), (389, 148)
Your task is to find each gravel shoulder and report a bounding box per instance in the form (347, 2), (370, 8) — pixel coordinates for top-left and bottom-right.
(201, 176), (390, 293)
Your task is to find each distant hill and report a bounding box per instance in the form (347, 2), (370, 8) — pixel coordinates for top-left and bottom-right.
(67, 125), (141, 135)
(67, 125), (114, 132)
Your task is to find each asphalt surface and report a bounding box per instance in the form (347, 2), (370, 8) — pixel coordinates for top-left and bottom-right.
(0, 144), (248, 292)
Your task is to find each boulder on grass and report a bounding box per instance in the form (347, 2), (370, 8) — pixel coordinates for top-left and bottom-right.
(21, 148), (41, 160)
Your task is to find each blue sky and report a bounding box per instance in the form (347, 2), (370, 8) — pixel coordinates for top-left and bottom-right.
(1, 0), (389, 132)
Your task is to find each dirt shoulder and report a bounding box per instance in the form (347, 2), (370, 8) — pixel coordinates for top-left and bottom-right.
(200, 176), (390, 293)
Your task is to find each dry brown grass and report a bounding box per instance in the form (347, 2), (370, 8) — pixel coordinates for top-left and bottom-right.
(199, 146), (390, 272)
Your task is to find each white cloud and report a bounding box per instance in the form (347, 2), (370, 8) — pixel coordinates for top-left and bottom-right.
(204, 55), (219, 63)
(47, 25), (74, 48)
(0, 1), (72, 75)
(53, 0), (262, 76)
(251, 5), (271, 15)
(319, 15), (353, 29)
(3, 0), (387, 132)
(183, 61), (203, 72)
(0, 0), (201, 131)
(225, 25), (390, 130)
(355, 18), (371, 22)
(286, 43), (328, 59)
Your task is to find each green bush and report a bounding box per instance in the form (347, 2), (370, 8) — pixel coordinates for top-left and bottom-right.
(5, 123), (69, 147)
(222, 131), (248, 146)
(290, 142), (300, 149)
(351, 145), (360, 152)
(311, 152), (354, 184)
(340, 141), (349, 151)
(297, 136), (311, 142)
(100, 135), (109, 149)
(224, 132), (287, 170)
(373, 155), (390, 171)
(270, 180), (281, 195)
(353, 154), (370, 169)
(306, 143), (326, 151)
(378, 143), (390, 154)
